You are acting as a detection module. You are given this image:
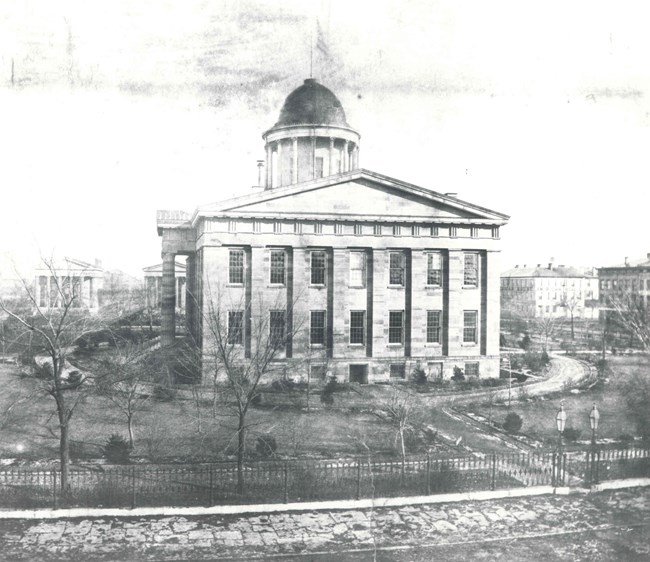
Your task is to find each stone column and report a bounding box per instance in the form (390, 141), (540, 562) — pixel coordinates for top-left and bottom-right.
(186, 253), (196, 341)
(343, 140), (349, 172)
(328, 137), (335, 176)
(292, 137), (298, 184)
(311, 135), (317, 179)
(34, 276), (41, 308)
(89, 277), (95, 309)
(354, 145), (360, 170)
(265, 143), (272, 189)
(161, 252), (176, 348)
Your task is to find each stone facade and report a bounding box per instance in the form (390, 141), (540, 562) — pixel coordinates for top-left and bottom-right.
(156, 79), (508, 384)
(143, 260), (186, 311)
(33, 257), (103, 312)
(598, 253), (650, 310)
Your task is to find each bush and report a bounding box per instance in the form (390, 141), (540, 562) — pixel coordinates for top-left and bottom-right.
(153, 386), (176, 402)
(563, 426), (581, 442)
(503, 412), (523, 434)
(541, 350), (550, 365)
(411, 367), (427, 385)
(271, 379), (297, 392)
(451, 366), (465, 382)
(320, 377), (337, 405)
(255, 434), (277, 458)
(518, 334), (531, 351)
(103, 434), (131, 464)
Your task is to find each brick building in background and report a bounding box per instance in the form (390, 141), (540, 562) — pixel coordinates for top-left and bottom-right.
(156, 79), (509, 383)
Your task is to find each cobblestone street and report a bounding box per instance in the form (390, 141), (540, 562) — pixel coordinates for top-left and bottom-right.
(0, 487), (649, 561)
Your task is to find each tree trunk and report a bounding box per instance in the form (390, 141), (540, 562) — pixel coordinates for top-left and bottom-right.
(570, 311), (575, 340)
(56, 400), (70, 494)
(399, 429), (406, 477)
(127, 412), (135, 449)
(236, 413), (246, 495)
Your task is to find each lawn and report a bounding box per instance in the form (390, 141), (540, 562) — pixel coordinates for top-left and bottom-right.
(470, 354), (647, 446)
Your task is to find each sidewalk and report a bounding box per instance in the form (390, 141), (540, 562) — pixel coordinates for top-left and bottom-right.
(1, 485), (649, 561)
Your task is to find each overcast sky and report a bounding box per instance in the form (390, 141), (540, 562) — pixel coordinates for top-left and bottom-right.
(1, 0), (649, 277)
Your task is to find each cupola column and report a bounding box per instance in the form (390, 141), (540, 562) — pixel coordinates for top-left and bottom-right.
(292, 137), (298, 183)
(276, 139), (283, 186)
(329, 137), (335, 176)
(265, 143), (272, 189)
(311, 135), (317, 179)
(343, 140), (349, 172)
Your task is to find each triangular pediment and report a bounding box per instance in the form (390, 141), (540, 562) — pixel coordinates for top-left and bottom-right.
(197, 169), (508, 223)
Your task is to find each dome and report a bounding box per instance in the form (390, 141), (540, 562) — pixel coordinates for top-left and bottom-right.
(274, 78), (349, 128)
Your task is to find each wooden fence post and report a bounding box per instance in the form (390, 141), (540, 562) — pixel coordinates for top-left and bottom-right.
(426, 453), (431, 495)
(283, 462), (289, 504)
(356, 461), (361, 500)
(130, 466), (136, 509)
(52, 469), (57, 509)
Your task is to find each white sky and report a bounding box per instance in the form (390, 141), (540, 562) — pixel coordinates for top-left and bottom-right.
(0, 0), (649, 277)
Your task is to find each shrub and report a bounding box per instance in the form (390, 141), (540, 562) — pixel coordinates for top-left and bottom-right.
(541, 350), (550, 365)
(563, 426), (581, 442)
(271, 379), (297, 392)
(255, 434), (277, 458)
(153, 385), (176, 402)
(518, 334), (531, 351)
(503, 412), (523, 434)
(320, 377), (337, 405)
(411, 367), (427, 385)
(451, 366), (465, 382)
(103, 434), (131, 464)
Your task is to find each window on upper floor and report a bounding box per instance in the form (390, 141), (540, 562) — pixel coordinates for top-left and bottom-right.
(427, 252), (442, 287)
(270, 249), (286, 285)
(229, 249), (244, 284)
(389, 252), (405, 286)
(311, 251), (326, 285)
(349, 251), (366, 287)
(463, 252), (479, 287)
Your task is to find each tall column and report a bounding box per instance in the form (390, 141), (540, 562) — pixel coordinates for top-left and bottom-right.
(343, 140), (349, 172)
(186, 253), (196, 341)
(265, 143), (272, 189)
(35, 277), (41, 308)
(277, 139), (283, 186)
(311, 135), (316, 179)
(89, 277), (95, 309)
(354, 145), (360, 170)
(328, 137), (335, 176)
(161, 252), (176, 348)
(292, 137), (298, 184)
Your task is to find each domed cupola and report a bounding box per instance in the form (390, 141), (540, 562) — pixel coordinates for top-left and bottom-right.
(262, 78), (360, 189)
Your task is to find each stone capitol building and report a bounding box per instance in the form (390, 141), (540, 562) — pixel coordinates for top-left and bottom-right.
(157, 78), (509, 384)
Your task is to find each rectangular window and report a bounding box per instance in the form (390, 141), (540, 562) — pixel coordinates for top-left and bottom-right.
(228, 220), (236, 233)
(269, 310), (286, 346)
(411, 225), (420, 236)
(311, 251), (326, 285)
(253, 221), (261, 233)
(450, 226), (458, 237)
(465, 362), (480, 377)
(294, 221), (302, 234)
(390, 363), (406, 379)
(349, 251), (366, 287)
(270, 250), (286, 284)
(227, 311), (243, 345)
(349, 310), (366, 344)
(389, 252), (405, 286)
(430, 225), (439, 237)
(373, 224), (382, 236)
(310, 364), (328, 380)
(273, 221), (282, 234)
(315, 156), (324, 178)
(470, 227), (478, 238)
(463, 253), (479, 286)
(389, 310), (404, 344)
(310, 310), (326, 345)
(492, 226), (500, 239)
(314, 223), (323, 234)
(334, 223), (343, 235)
(463, 310), (478, 343)
(229, 249), (244, 284)
(426, 252), (442, 287)
(426, 310), (442, 343)
(392, 225), (401, 236)
(354, 224), (363, 235)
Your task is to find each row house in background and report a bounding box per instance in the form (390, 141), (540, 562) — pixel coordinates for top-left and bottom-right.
(598, 254), (650, 310)
(156, 78), (509, 384)
(501, 262), (599, 319)
(33, 257), (103, 312)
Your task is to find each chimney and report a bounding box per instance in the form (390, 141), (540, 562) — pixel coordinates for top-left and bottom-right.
(625, 257), (629, 267)
(514, 265), (519, 268)
(548, 257), (555, 270)
(536, 264), (541, 268)
(256, 160), (264, 187)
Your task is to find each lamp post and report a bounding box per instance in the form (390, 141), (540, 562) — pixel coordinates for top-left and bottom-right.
(555, 403), (567, 486)
(589, 403), (600, 485)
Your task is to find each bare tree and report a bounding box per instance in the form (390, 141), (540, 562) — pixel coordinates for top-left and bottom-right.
(0, 258), (105, 491)
(534, 314), (564, 351)
(201, 290), (304, 494)
(374, 387), (416, 476)
(559, 290), (580, 340)
(608, 292), (650, 351)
